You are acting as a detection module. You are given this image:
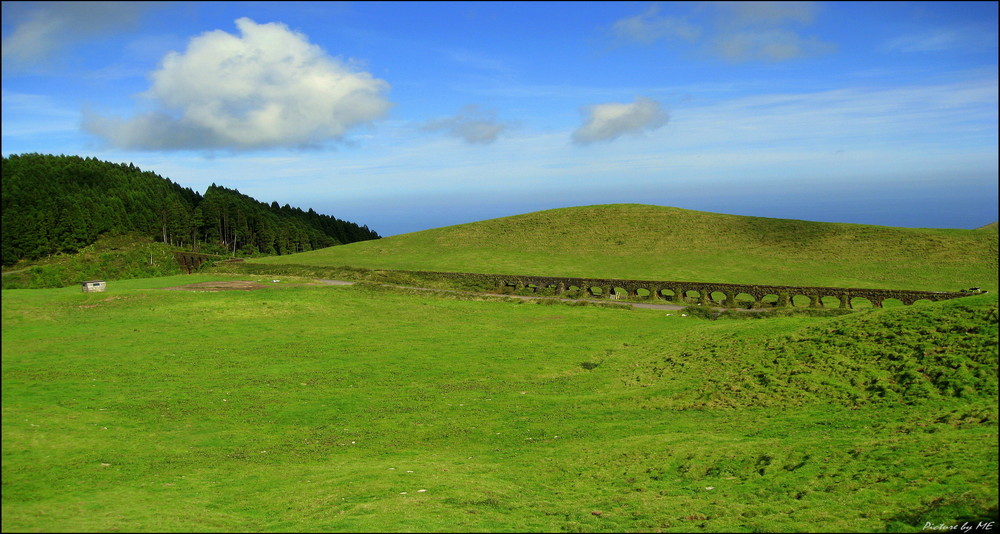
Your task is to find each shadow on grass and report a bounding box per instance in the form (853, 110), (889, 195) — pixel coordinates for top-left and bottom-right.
(883, 499), (998, 533)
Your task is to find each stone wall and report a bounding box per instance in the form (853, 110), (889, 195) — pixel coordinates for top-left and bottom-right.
(174, 252), (221, 274)
(406, 270), (975, 308)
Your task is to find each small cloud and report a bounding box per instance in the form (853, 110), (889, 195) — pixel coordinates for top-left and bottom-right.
(83, 18), (392, 151)
(2, 1), (146, 68)
(708, 1), (835, 62)
(710, 29), (835, 62)
(422, 105), (509, 145)
(608, 1), (834, 63)
(611, 4), (701, 45)
(719, 1), (818, 26)
(572, 96), (669, 145)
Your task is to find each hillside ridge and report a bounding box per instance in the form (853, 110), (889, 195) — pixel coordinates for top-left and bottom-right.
(1, 153), (380, 267)
(250, 203), (998, 293)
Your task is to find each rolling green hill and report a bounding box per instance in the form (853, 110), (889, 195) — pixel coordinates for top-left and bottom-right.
(250, 204), (998, 292)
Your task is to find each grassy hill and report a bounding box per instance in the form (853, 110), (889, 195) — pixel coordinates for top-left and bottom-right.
(249, 204), (998, 292)
(1, 233), (186, 289)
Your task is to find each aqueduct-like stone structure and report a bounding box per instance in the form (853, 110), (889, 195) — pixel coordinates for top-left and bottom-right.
(173, 252), (220, 274)
(410, 270), (978, 309)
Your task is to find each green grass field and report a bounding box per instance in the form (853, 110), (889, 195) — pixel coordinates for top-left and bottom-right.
(3, 205), (998, 532)
(249, 205), (999, 292)
(3, 273), (997, 532)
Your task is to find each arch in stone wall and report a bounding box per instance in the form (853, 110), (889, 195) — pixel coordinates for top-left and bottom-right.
(760, 294), (780, 307)
(849, 296), (874, 309)
(484, 273), (973, 309)
(819, 295), (841, 308)
(881, 297), (905, 308)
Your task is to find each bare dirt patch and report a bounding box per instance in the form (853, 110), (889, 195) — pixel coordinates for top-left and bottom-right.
(160, 280), (272, 292)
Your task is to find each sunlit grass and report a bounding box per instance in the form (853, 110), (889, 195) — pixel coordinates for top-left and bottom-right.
(3, 278), (996, 532)
(251, 204), (998, 292)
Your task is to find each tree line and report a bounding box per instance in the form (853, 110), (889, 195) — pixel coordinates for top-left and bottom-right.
(1, 153), (380, 267)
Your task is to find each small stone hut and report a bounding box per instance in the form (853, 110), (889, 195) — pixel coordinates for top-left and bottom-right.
(81, 280), (107, 293)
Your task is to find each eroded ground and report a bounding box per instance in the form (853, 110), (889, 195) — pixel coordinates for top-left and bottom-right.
(160, 280), (273, 291)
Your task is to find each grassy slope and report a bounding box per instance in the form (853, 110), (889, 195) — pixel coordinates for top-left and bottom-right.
(1, 233), (185, 289)
(4, 206), (997, 532)
(250, 204), (999, 292)
(2, 276), (997, 532)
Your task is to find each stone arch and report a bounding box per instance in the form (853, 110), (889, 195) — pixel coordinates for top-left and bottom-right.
(881, 297), (905, 308)
(734, 292), (756, 308)
(789, 294), (811, 307)
(849, 296), (874, 309)
(587, 286), (606, 297)
(681, 289), (701, 304)
(760, 294), (781, 307)
(819, 295), (844, 308)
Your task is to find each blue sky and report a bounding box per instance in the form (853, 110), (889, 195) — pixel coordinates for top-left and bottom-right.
(2, 1), (997, 236)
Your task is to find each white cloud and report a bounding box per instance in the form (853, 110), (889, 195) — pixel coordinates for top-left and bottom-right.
(421, 105), (508, 145)
(610, 1), (834, 62)
(572, 97), (669, 145)
(2, 2), (145, 67)
(718, 1), (818, 26)
(711, 29), (834, 62)
(709, 1), (834, 62)
(611, 5), (700, 45)
(84, 17), (392, 151)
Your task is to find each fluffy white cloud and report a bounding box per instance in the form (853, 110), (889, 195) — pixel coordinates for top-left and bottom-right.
(572, 97), (669, 145)
(84, 17), (392, 151)
(422, 105), (508, 145)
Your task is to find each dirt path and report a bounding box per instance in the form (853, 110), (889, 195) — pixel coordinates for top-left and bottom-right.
(160, 280), (272, 291)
